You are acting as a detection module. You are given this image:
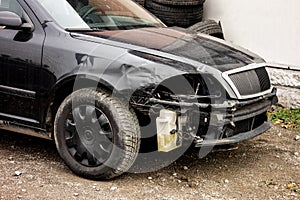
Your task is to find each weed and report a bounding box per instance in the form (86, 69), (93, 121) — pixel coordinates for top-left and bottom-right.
(268, 106), (300, 131)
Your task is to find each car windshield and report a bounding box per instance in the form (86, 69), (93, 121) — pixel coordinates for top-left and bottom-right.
(37, 0), (165, 31)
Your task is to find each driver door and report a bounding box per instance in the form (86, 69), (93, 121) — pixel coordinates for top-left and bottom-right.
(0, 0), (45, 124)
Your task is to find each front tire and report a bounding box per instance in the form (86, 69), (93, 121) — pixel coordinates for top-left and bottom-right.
(54, 88), (140, 180)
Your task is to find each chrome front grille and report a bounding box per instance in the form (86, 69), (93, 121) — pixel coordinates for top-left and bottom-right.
(229, 70), (262, 96)
(255, 67), (271, 91)
(223, 65), (272, 99)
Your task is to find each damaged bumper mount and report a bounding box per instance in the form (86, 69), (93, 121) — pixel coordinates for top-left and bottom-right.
(149, 91), (277, 110)
(149, 89), (277, 149)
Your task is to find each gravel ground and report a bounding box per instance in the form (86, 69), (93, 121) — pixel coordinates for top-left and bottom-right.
(0, 125), (299, 200)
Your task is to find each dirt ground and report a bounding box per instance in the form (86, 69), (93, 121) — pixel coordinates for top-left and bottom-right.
(0, 125), (299, 200)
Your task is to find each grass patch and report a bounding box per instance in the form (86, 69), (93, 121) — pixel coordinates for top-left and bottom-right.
(268, 106), (300, 131)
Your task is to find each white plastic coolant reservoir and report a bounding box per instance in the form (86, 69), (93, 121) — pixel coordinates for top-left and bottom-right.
(156, 109), (181, 152)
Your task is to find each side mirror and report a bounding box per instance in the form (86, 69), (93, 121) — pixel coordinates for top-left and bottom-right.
(0, 11), (22, 27)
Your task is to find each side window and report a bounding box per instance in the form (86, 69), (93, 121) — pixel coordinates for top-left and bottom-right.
(0, 0), (23, 17)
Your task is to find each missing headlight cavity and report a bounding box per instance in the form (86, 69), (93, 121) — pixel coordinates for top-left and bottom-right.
(152, 74), (226, 103)
(130, 73), (227, 109)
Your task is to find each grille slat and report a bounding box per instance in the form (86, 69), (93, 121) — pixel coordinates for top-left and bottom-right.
(229, 67), (271, 96)
(255, 67), (271, 91)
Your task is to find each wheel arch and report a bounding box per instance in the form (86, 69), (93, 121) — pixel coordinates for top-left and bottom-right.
(45, 74), (115, 138)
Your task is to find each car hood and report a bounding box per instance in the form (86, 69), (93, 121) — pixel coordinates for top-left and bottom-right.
(74, 28), (263, 72)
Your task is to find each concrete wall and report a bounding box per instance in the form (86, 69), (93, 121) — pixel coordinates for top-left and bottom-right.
(267, 68), (300, 109)
(204, 0), (300, 69)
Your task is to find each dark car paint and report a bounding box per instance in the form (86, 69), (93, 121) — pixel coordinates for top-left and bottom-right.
(82, 28), (257, 72)
(0, 0), (267, 137)
(0, 0), (45, 124)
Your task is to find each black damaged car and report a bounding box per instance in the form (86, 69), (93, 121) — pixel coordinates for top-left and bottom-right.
(0, 0), (277, 180)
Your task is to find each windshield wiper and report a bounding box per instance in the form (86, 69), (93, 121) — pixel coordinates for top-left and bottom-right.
(66, 27), (106, 32)
(65, 28), (94, 32)
(135, 24), (157, 28)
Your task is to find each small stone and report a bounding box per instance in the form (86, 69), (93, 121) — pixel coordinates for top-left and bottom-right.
(14, 171), (22, 176)
(177, 180), (182, 183)
(224, 179), (229, 184)
(148, 176), (153, 180)
(295, 152), (299, 156)
(173, 173), (177, 176)
(278, 133), (282, 137)
(110, 186), (118, 191)
(8, 156), (13, 161)
(295, 135), (300, 141)
(73, 193), (79, 197)
(17, 195), (22, 199)
(21, 189), (26, 193)
(287, 183), (295, 189)
(183, 166), (188, 170)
